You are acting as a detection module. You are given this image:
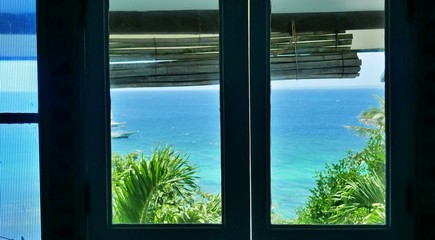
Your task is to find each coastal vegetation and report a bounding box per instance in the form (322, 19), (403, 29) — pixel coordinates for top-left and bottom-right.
(294, 95), (386, 224)
(111, 96), (385, 225)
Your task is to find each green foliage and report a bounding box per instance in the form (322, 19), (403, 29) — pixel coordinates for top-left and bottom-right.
(112, 152), (138, 182)
(331, 173), (386, 224)
(295, 96), (386, 224)
(294, 151), (367, 224)
(112, 145), (221, 224)
(150, 191), (221, 223)
(345, 95), (385, 137)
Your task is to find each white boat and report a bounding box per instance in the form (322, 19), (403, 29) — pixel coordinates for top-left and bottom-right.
(111, 131), (136, 139)
(111, 113), (135, 138)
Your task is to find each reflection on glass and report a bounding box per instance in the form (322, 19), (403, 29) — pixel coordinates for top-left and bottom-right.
(109, 1), (222, 224)
(270, 1), (386, 225)
(0, 5), (38, 113)
(0, 124), (41, 239)
(0, 61), (38, 113)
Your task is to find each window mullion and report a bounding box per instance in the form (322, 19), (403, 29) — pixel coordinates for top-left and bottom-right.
(0, 113), (39, 123)
(249, 0), (271, 239)
(220, 0), (251, 238)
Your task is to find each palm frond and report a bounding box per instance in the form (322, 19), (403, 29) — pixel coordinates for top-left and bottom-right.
(345, 95), (385, 137)
(112, 145), (199, 224)
(331, 173), (386, 224)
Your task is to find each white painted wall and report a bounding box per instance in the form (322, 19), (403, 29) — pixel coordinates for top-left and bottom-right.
(349, 29), (384, 51)
(110, 0), (383, 13)
(109, 0), (218, 11)
(271, 0), (384, 13)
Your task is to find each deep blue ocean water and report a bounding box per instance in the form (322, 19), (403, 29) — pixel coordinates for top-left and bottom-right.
(110, 87), (385, 219)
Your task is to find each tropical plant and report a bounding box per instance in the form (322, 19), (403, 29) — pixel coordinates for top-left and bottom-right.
(345, 95), (385, 137)
(331, 172), (386, 224)
(112, 152), (138, 183)
(112, 145), (221, 224)
(151, 190), (221, 223)
(294, 149), (370, 224)
(295, 96), (386, 224)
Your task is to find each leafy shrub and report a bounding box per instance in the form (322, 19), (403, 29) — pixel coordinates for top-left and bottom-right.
(295, 96), (386, 224)
(112, 145), (221, 224)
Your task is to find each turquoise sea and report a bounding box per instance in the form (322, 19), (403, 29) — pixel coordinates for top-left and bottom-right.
(110, 86), (385, 219)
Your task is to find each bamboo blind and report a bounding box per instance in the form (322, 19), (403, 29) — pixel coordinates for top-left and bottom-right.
(109, 31), (361, 88)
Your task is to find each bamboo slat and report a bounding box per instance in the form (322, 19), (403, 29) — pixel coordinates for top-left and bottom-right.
(110, 74), (220, 88)
(271, 33), (352, 42)
(110, 70), (360, 88)
(110, 73), (360, 88)
(110, 59), (360, 78)
(270, 52), (358, 63)
(110, 52), (219, 61)
(109, 46), (220, 55)
(271, 59), (361, 70)
(110, 34), (219, 47)
(110, 33), (351, 48)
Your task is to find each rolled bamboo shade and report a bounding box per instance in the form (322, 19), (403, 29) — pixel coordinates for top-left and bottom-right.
(109, 31), (361, 88)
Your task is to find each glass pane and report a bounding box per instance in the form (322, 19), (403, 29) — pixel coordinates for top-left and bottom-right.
(270, 1), (386, 225)
(0, 1), (38, 113)
(109, 0), (221, 224)
(0, 124), (41, 239)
